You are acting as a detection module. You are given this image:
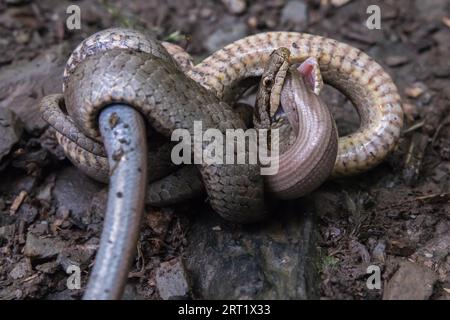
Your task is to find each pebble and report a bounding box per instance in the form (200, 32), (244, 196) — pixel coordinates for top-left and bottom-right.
(155, 258), (191, 300)
(331, 0), (352, 7)
(36, 261), (59, 274)
(204, 21), (248, 53)
(146, 208), (173, 237)
(0, 108), (23, 163)
(405, 82), (427, 98)
(0, 225), (15, 241)
(443, 17), (450, 28)
(385, 55), (410, 67)
(9, 260), (31, 280)
(280, 0), (308, 28)
(24, 232), (67, 259)
(383, 260), (437, 300)
(414, 0), (448, 21)
(402, 103), (419, 122)
(221, 0), (247, 15)
(372, 241), (386, 263)
(53, 167), (102, 221)
(387, 238), (417, 257)
(247, 16), (258, 29)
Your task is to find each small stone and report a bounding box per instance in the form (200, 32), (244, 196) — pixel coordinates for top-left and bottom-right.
(383, 260), (437, 300)
(372, 241), (386, 263)
(402, 103), (418, 122)
(325, 226), (342, 242)
(385, 55), (410, 67)
(16, 202), (39, 224)
(24, 232), (67, 259)
(199, 8), (213, 19)
(387, 239), (417, 257)
(36, 261), (59, 274)
(53, 167), (102, 221)
(0, 108), (23, 163)
(0, 44), (68, 131)
(221, 0), (247, 15)
(405, 83), (427, 98)
(432, 63), (450, 78)
(9, 260), (31, 280)
(155, 258), (190, 300)
(204, 21), (248, 53)
(35, 175), (55, 203)
(247, 16), (258, 29)
(146, 208), (173, 236)
(0, 224), (14, 241)
(443, 17), (450, 28)
(410, 234), (450, 275)
(349, 240), (370, 263)
(415, 0), (448, 22)
(331, 0), (352, 6)
(31, 222), (49, 236)
(280, 0), (308, 28)
(14, 30), (30, 44)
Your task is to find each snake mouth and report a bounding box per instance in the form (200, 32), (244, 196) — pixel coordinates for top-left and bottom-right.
(271, 104), (286, 123)
(272, 57), (323, 125)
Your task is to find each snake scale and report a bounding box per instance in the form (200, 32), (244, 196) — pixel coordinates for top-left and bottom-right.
(40, 28), (404, 222)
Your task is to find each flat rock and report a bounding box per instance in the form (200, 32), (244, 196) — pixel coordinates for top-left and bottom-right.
(0, 108), (23, 162)
(35, 261), (59, 274)
(53, 167), (103, 221)
(24, 232), (67, 259)
(204, 19), (248, 53)
(155, 258), (191, 300)
(414, 0), (449, 22)
(0, 44), (68, 132)
(185, 200), (319, 299)
(383, 260), (438, 300)
(9, 260), (31, 280)
(280, 0), (308, 29)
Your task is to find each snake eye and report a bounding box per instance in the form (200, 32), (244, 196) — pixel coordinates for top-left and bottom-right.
(262, 76), (273, 87)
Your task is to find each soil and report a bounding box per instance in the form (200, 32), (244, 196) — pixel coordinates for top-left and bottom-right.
(0, 0), (449, 300)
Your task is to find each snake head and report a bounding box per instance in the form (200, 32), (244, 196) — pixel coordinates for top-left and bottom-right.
(256, 50), (323, 130)
(255, 48), (291, 126)
(270, 56), (324, 126)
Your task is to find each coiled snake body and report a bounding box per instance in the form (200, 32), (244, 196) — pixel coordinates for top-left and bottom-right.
(40, 28), (403, 300)
(41, 28), (403, 220)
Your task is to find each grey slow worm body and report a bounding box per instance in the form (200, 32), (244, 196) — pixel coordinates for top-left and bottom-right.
(83, 105), (148, 299)
(39, 28), (404, 299)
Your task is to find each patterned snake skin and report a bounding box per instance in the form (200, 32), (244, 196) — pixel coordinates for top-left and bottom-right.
(40, 28), (404, 220)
